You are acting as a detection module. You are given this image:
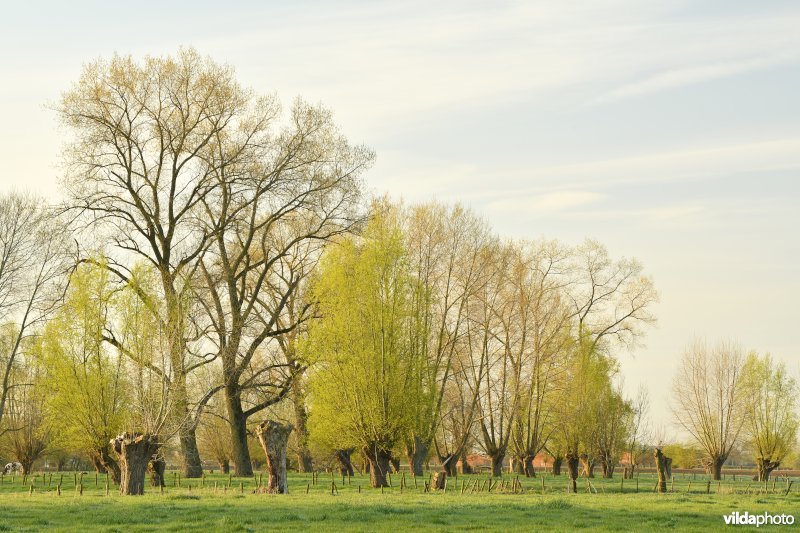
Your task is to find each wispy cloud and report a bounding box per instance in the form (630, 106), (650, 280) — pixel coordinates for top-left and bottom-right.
(486, 190), (607, 215)
(185, 2), (800, 126)
(477, 137), (800, 198)
(595, 53), (800, 103)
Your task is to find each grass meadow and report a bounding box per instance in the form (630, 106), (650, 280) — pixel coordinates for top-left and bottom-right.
(1, 470), (798, 531)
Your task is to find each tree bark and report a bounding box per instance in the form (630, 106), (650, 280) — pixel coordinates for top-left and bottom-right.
(710, 456), (724, 481)
(439, 454), (458, 477)
(756, 457), (779, 482)
(226, 389), (253, 477)
(406, 436), (429, 477)
(90, 453), (105, 473)
(149, 457), (166, 487)
(291, 380), (314, 473)
(334, 449), (355, 476)
(389, 455), (401, 474)
(459, 450), (473, 474)
(256, 420), (293, 494)
(178, 429), (203, 478)
(363, 445), (391, 488)
(664, 457), (672, 479)
(218, 459), (230, 474)
(523, 455), (536, 477)
(600, 457), (614, 478)
(552, 456), (563, 476)
(566, 454), (579, 493)
(490, 451), (505, 477)
(654, 448), (669, 492)
(579, 454), (595, 478)
(164, 287), (203, 480)
(111, 433), (160, 496)
(624, 465), (635, 479)
(91, 446), (122, 484)
(432, 471), (447, 490)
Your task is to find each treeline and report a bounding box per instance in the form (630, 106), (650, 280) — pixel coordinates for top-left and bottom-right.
(0, 49), (795, 495)
(302, 202), (657, 492)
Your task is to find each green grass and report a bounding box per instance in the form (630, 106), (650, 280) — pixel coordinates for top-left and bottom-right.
(0, 471), (797, 531)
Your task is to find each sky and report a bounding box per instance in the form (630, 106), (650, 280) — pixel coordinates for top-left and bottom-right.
(1, 0), (798, 435)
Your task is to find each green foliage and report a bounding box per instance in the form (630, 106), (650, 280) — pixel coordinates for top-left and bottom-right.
(740, 352), (799, 467)
(34, 261), (129, 455)
(306, 205), (419, 453)
(553, 331), (619, 458)
(661, 443), (703, 469)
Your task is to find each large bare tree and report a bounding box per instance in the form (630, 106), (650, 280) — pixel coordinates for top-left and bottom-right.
(508, 240), (572, 477)
(473, 242), (521, 477)
(623, 385), (650, 478)
(560, 239), (657, 487)
(57, 49), (267, 476)
(672, 338), (745, 480)
(196, 98), (372, 476)
(403, 202), (493, 477)
(0, 192), (67, 436)
(3, 364), (50, 474)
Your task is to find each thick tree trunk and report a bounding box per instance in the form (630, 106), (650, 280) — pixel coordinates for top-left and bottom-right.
(178, 429), (203, 478)
(710, 456), (724, 481)
(226, 389), (253, 477)
(389, 455), (401, 474)
(566, 454), (579, 493)
(579, 454), (595, 478)
(459, 450), (473, 474)
(432, 471), (447, 490)
(439, 454), (458, 477)
(20, 460), (33, 476)
(334, 449), (355, 476)
(552, 456), (563, 476)
(490, 451), (505, 477)
(654, 448), (669, 492)
(90, 453), (105, 473)
(601, 457), (614, 478)
(111, 433), (160, 496)
(256, 420), (293, 494)
(664, 457), (672, 479)
(523, 455), (536, 477)
(511, 456), (525, 474)
(297, 450), (314, 473)
(218, 459), (230, 474)
(291, 380), (314, 473)
(92, 446), (122, 484)
(406, 436), (429, 477)
(163, 289), (202, 480)
(756, 458), (779, 482)
(363, 445), (391, 488)
(149, 457), (166, 487)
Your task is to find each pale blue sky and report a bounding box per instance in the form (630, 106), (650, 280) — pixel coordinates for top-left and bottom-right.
(1, 1), (798, 434)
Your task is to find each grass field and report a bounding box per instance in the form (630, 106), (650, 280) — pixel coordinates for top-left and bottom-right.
(1, 470), (798, 531)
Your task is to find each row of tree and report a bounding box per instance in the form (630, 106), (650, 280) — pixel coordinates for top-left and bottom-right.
(672, 340), (799, 482)
(1, 49), (795, 495)
(302, 202), (657, 491)
(0, 185), (659, 495)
